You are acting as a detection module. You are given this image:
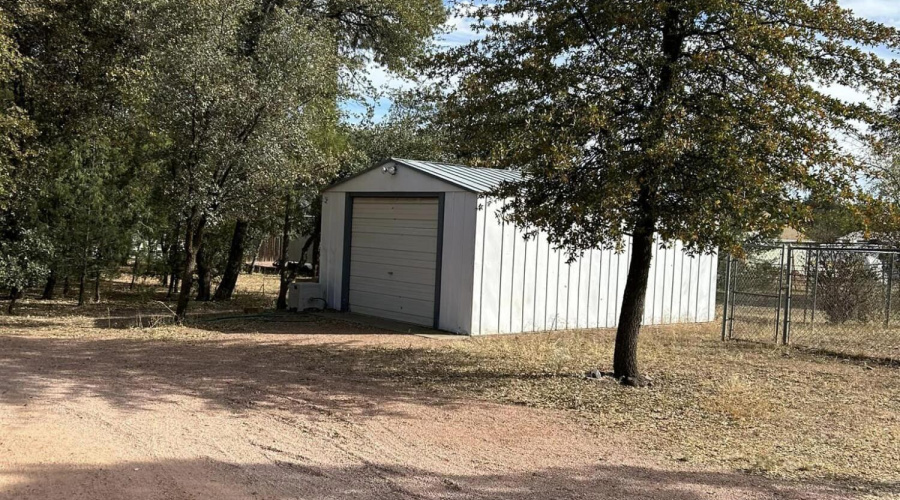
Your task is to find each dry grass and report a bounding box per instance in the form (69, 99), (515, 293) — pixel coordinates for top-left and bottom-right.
(2, 278), (899, 493)
(393, 325), (900, 490)
(2, 272), (282, 335)
(730, 303), (900, 362)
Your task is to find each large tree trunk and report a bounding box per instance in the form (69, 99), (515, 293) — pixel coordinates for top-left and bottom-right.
(612, 219), (656, 387)
(92, 272), (101, 303)
(175, 209), (206, 322)
(300, 208), (322, 277)
(609, 7), (682, 387)
(62, 275), (70, 297)
(7, 287), (18, 314)
(41, 269), (57, 300)
(214, 219), (248, 301)
(195, 241), (212, 301)
(77, 268), (87, 306)
(276, 195), (294, 310)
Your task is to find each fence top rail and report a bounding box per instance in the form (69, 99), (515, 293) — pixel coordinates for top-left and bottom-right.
(743, 243), (900, 254)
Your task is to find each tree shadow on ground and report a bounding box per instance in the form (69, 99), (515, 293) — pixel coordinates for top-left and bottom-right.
(0, 459), (867, 500)
(0, 321), (493, 418)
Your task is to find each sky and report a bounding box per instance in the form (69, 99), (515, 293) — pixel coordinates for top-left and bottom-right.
(344, 0), (900, 123)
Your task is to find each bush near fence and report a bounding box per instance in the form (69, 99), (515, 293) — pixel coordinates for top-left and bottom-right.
(720, 244), (900, 363)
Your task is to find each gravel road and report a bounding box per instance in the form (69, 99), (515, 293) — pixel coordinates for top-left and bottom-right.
(0, 323), (856, 499)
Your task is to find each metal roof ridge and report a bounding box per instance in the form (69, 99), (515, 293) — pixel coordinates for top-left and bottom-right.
(390, 158), (521, 193)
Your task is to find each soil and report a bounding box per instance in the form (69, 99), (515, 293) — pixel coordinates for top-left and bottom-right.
(0, 315), (863, 500)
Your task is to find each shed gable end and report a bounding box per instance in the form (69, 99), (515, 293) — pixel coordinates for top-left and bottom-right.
(326, 161), (468, 194)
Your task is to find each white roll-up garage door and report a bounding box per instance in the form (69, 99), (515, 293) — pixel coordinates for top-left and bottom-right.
(349, 197), (439, 326)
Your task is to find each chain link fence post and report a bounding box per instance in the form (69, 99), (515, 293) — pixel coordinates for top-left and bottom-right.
(885, 254), (894, 327)
(727, 257), (736, 340)
(782, 246), (792, 345)
(721, 253), (732, 341)
(811, 248), (820, 324)
(774, 245), (785, 343)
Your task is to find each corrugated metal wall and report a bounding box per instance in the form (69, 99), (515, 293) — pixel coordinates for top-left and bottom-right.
(436, 191), (480, 333)
(470, 198), (718, 335)
(321, 191), (347, 310)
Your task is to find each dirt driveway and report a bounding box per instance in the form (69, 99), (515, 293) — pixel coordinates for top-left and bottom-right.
(0, 317), (860, 499)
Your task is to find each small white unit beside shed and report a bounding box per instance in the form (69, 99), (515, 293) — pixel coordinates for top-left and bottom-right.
(320, 158), (717, 334)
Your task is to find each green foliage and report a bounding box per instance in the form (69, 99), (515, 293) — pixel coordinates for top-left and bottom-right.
(345, 90), (455, 173)
(135, 0), (342, 212)
(0, 0), (445, 306)
(0, 227), (50, 292)
(133, 0), (447, 225)
(429, 0), (900, 256)
(0, 9), (31, 211)
(804, 198), (864, 244)
(49, 132), (152, 281)
(0, 0), (150, 296)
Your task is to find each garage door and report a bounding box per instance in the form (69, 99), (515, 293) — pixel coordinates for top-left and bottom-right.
(349, 197), (439, 326)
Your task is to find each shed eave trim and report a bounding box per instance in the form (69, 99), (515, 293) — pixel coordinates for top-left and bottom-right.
(323, 158), (485, 194)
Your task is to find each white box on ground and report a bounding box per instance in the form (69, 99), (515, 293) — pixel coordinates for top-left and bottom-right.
(288, 282), (325, 311)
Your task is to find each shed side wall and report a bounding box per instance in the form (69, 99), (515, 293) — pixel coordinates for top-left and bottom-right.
(470, 198), (718, 335)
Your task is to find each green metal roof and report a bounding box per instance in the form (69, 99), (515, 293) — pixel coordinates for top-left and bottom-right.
(387, 158), (521, 193)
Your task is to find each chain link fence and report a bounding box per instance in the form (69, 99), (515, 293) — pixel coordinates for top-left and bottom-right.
(721, 244), (900, 363)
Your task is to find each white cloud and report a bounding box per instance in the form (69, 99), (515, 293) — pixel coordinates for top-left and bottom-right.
(840, 0), (900, 24)
(363, 62), (416, 92)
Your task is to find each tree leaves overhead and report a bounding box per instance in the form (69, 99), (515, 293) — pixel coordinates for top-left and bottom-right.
(0, 9), (31, 210)
(430, 0), (900, 256)
(134, 0), (342, 220)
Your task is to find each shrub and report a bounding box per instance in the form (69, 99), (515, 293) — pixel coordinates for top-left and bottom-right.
(815, 252), (883, 324)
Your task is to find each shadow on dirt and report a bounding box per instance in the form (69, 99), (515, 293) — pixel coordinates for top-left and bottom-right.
(0, 458), (875, 500)
(0, 318), (504, 418)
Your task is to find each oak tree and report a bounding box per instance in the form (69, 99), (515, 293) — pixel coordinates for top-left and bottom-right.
(430, 0), (900, 385)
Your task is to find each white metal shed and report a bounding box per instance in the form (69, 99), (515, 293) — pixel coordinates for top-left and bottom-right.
(320, 158), (718, 335)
